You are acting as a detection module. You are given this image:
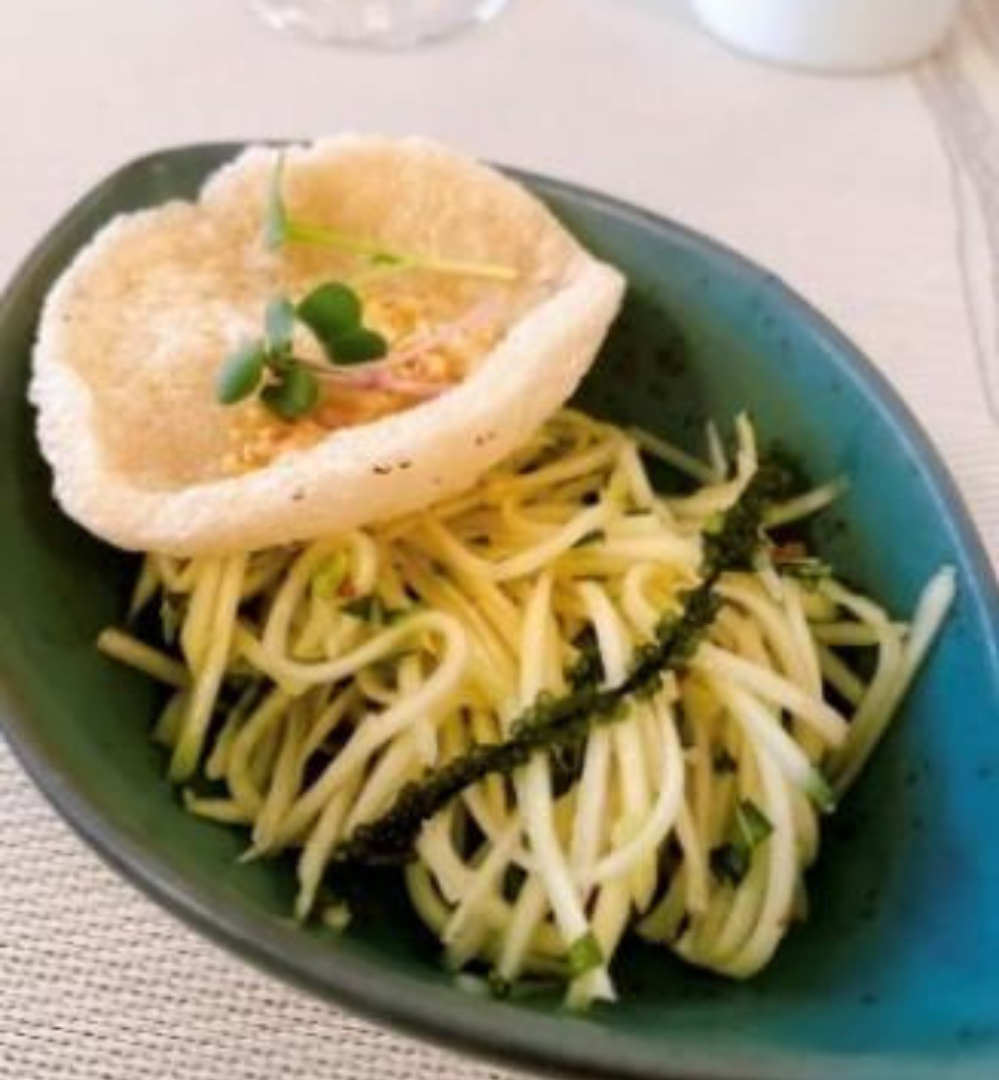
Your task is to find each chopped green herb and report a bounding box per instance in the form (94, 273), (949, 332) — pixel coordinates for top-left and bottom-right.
(216, 340), (266, 404)
(735, 799), (774, 849)
(710, 801), (773, 887)
(566, 932), (604, 978)
(805, 768), (835, 813)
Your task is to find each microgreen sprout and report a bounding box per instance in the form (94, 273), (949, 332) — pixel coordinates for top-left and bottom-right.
(215, 279), (388, 421)
(297, 282), (388, 364)
(264, 152), (517, 283)
(218, 150), (516, 421)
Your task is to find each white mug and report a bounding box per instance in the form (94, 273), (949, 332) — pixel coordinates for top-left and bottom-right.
(691, 0), (964, 73)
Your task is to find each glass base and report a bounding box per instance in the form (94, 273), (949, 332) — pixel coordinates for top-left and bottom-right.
(250, 0), (510, 49)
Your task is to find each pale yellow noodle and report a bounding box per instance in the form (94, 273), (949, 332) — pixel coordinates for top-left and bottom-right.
(98, 409), (947, 1006)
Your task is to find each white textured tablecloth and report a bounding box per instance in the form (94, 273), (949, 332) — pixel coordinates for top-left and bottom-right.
(2, 1), (998, 1077)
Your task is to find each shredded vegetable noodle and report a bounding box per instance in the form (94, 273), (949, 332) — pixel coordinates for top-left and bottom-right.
(99, 409), (954, 1008)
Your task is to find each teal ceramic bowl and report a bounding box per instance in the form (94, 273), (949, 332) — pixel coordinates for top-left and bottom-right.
(1, 145), (997, 1080)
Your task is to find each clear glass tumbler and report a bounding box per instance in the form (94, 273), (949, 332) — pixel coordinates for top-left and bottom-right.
(250, 0), (510, 49)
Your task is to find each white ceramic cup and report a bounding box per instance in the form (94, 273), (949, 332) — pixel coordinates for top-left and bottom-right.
(691, 0), (964, 73)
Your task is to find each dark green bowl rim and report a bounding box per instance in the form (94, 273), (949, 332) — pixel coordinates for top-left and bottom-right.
(1, 144), (997, 1080)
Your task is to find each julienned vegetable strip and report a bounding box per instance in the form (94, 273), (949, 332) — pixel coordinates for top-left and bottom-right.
(334, 461), (796, 867)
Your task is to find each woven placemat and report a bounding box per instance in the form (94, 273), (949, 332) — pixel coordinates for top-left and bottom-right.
(0, 749), (515, 1079)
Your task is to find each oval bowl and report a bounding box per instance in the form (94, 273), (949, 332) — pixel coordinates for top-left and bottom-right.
(1, 144), (998, 1080)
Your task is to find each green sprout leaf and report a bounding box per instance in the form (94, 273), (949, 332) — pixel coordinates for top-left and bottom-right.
(216, 340), (266, 404)
(297, 282), (362, 348)
(710, 801), (773, 888)
(263, 152), (289, 251)
(261, 362), (319, 421)
(265, 296), (297, 355)
(330, 327), (389, 365)
(297, 282), (388, 365)
(735, 799), (774, 850)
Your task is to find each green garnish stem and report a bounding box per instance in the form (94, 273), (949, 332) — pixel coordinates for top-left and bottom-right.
(287, 221), (517, 283)
(265, 151), (517, 283)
